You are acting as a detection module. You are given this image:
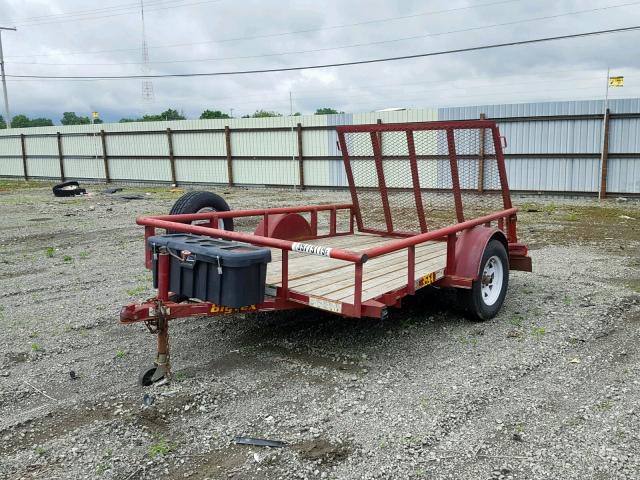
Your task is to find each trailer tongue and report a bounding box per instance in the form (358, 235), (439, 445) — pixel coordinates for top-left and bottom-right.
(121, 119), (531, 385)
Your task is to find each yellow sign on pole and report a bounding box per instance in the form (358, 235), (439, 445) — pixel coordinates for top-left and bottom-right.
(92, 111), (99, 118)
(608, 76), (624, 87)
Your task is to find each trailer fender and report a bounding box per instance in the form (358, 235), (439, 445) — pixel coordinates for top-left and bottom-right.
(451, 226), (508, 286)
(254, 213), (313, 241)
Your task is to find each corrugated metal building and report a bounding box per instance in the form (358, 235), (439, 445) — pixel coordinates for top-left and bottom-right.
(0, 99), (638, 194)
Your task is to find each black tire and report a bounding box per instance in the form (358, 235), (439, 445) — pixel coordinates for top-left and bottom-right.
(53, 181), (86, 197)
(169, 191), (234, 231)
(461, 239), (509, 321)
(138, 366), (161, 387)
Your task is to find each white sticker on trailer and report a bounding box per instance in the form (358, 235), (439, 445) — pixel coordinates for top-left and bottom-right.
(292, 242), (333, 257)
(309, 297), (342, 314)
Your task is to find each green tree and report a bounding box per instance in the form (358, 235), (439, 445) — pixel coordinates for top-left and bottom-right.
(0, 115), (6, 129)
(61, 112), (91, 125)
(315, 107), (343, 115)
(243, 110), (282, 118)
(200, 109), (230, 119)
(141, 109), (185, 121)
(29, 117), (54, 127)
(118, 118), (137, 123)
(10, 115), (32, 128)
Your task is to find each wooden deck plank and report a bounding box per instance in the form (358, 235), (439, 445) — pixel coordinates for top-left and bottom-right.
(266, 236), (410, 282)
(307, 248), (446, 297)
(328, 255), (447, 303)
(262, 232), (448, 307)
(284, 242), (446, 291)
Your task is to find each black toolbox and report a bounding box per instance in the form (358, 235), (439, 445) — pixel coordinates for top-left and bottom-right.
(148, 234), (271, 307)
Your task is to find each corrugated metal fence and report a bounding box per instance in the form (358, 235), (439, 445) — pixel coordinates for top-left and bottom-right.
(1, 99), (638, 196)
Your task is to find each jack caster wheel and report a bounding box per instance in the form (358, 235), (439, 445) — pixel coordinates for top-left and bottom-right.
(138, 366), (165, 387)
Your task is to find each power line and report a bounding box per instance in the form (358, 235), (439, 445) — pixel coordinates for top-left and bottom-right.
(12, 1), (640, 67)
(9, 0), (223, 27)
(5, 0), (181, 23)
(6, 25), (640, 80)
(4, 0), (528, 58)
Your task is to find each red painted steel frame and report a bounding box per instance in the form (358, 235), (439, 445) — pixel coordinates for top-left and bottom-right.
(335, 119), (513, 236)
(127, 120), (528, 323)
(405, 131), (428, 232)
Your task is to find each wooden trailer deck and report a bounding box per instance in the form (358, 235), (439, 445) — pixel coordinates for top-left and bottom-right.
(266, 233), (448, 304)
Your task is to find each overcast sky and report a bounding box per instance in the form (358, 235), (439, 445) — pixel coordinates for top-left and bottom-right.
(0, 0), (639, 123)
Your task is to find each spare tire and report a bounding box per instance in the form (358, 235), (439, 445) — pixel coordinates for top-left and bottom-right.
(169, 191), (234, 231)
(53, 181), (86, 197)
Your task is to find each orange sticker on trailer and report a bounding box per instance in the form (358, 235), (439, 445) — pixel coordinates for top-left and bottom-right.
(415, 269), (444, 289)
(417, 272), (436, 288)
(210, 304), (257, 314)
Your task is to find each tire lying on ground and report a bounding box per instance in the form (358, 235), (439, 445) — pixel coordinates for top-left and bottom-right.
(460, 239), (509, 321)
(52, 181), (86, 197)
(169, 191), (234, 231)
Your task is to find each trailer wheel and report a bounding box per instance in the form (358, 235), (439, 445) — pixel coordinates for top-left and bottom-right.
(462, 239), (509, 321)
(169, 191), (234, 231)
(139, 366), (163, 386)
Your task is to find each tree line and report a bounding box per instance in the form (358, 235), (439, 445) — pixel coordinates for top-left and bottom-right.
(0, 107), (345, 128)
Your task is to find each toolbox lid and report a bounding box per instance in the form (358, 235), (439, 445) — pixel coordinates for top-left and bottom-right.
(148, 234), (271, 267)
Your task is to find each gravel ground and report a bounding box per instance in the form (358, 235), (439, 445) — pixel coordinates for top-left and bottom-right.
(0, 182), (639, 480)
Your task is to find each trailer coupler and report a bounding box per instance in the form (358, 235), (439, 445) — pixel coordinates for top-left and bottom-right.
(121, 298), (306, 386)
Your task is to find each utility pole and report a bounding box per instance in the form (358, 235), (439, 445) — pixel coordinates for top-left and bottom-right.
(0, 26), (16, 129)
(289, 91), (297, 189)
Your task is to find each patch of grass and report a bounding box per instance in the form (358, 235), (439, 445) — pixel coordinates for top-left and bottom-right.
(126, 285), (146, 296)
(459, 335), (478, 347)
(509, 314), (524, 327)
(79, 251), (89, 259)
(563, 295), (572, 305)
(45, 247), (55, 258)
(28, 331), (39, 339)
(532, 326), (546, 338)
(34, 446), (46, 456)
(149, 437), (174, 457)
(63, 255), (73, 263)
(115, 350), (125, 359)
(563, 212), (579, 222)
(0, 180), (46, 192)
(172, 371), (190, 382)
(595, 400), (613, 411)
(31, 342), (42, 352)
(95, 463), (111, 475)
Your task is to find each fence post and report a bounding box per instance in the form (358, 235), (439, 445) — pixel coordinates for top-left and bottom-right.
(478, 113), (486, 193)
(599, 108), (610, 199)
(297, 122), (304, 189)
(376, 118), (383, 152)
(20, 133), (28, 181)
(100, 129), (110, 183)
(166, 128), (177, 186)
(224, 125), (233, 186)
(56, 132), (65, 182)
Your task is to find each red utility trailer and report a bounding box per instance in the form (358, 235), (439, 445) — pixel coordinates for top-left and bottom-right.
(121, 120), (531, 385)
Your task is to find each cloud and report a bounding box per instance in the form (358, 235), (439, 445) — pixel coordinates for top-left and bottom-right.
(0, 0), (639, 123)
